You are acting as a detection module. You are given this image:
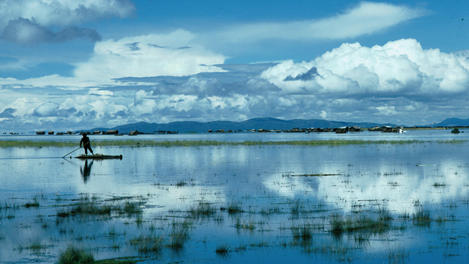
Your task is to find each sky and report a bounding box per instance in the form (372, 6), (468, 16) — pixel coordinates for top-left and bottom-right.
(1, 0), (469, 132)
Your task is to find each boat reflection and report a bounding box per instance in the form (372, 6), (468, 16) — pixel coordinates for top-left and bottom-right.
(80, 160), (94, 183)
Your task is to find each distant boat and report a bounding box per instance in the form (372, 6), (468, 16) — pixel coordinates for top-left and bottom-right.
(75, 154), (123, 160)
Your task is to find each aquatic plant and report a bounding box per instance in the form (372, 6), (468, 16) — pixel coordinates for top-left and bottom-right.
(58, 246), (94, 264)
(23, 197), (40, 208)
(175, 181), (187, 187)
(330, 215), (391, 238)
(291, 224), (313, 244)
(215, 245), (230, 256)
(129, 235), (164, 255)
(166, 221), (192, 251)
(433, 182), (446, 187)
(387, 249), (409, 264)
(224, 203), (243, 215)
(121, 201), (143, 216)
(412, 210), (431, 227)
(93, 257), (140, 264)
(188, 202), (216, 218)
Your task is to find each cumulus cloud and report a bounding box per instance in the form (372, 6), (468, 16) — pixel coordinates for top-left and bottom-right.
(0, 0), (134, 27)
(261, 38), (469, 95)
(4, 35), (469, 131)
(217, 2), (424, 43)
(0, 0), (134, 43)
(74, 30), (226, 80)
(0, 30), (226, 88)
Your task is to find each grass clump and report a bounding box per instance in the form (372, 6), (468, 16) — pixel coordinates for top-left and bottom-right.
(412, 209), (431, 227)
(68, 202), (112, 216)
(18, 242), (50, 254)
(58, 246), (94, 264)
(330, 215), (391, 238)
(215, 245), (230, 256)
(94, 257), (140, 264)
(129, 235), (164, 255)
(291, 224), (313, 244)
(120, 201), (143, 216)
(94, 257), (139, 264)
(167, 221), (192, 251)
(23, 200), (40, 208)
(433, 182), (446, 188)
(188, 202), (216, 218)
(223, 203), (243, 215)
(234, 218), (256, 231)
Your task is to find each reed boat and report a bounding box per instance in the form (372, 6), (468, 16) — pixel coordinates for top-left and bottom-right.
(75, 154), (123, 160)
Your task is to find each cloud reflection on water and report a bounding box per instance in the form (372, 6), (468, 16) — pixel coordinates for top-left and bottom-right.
(264, 158), (469, 214)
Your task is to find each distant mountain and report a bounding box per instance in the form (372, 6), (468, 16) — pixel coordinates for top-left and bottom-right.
(87, 118), (396, 134)
(433, 118), (469, 127)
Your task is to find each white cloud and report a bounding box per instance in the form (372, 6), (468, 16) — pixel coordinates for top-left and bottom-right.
(74, 30), (226, 80)
(0, 0), (134, 28)
(217, 2), (424, 43)
(4, 37), (469, 131)
(262, 38), (469, 95)
(320, 110), (327, 119)
(376, 105), (397, 116)
(0, 30), (226, 88)
(33, 102), (59, 117)
(89, 88), (113, 96)
(0, 0), (134, 43)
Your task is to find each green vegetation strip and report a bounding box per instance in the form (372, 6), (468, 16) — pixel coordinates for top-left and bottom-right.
(0, 139), (465, 148)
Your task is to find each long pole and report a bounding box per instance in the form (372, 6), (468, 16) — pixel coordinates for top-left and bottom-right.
(62, 147), (81, 158)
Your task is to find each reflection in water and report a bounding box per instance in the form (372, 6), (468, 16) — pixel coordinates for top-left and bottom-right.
(80, 160), (93, 183)
(263, 159), (469, 214)
(3, 139), (469, 263)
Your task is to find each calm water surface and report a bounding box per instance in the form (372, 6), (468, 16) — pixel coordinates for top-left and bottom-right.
(1, 131), (469, 263)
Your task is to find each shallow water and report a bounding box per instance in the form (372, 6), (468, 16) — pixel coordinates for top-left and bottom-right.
(1, 132), (469, 263)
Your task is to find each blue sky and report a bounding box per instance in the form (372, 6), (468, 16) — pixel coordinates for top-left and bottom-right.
(1, 0), (469, 131)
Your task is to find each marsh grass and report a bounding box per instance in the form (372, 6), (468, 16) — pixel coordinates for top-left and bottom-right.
(215, 245), (230, 256)
(18, 242), (51, 254)
(287, 173), (342, 177)
(166, 221), (192, 251)
(0, 139), (464, 148)
(56, 196), (147, 219)
(23, 197), (40, 208)
(58, 246), (94, 264)
(221, 203), (243, 215)
(412, 210), (431, 227)
(94, 256), (140, 264)
(188, 202), (216, 218)
(291, 224), (314, 244)
(387, 249), (409, 264)
(120, 201), (144, 216)
(61, 202), (112, 217)
(0, 202), (19, 210)
(234, 218), (257, 231)
(129, 235), (164, 255)
(330, 215), (392, 238)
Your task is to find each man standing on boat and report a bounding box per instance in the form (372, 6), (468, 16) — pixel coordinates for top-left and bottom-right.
(80, 133), (94, 155)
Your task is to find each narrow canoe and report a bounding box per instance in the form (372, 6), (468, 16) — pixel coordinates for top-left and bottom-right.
(75, 154), (123, 160)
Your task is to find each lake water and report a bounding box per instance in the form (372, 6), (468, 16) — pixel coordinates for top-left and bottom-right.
(1, 130), (469, 263)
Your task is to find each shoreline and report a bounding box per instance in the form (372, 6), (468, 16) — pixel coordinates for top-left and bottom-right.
(0, 139), (465, 148)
